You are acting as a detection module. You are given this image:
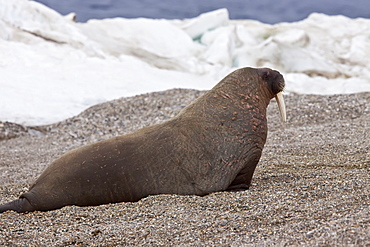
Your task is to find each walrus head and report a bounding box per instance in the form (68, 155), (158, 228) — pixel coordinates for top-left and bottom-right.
(196, 67), (287, 124)
(258, 68), (286, 122)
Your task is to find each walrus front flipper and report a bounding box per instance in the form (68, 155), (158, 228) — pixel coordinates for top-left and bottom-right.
(0, 198), (34, 213)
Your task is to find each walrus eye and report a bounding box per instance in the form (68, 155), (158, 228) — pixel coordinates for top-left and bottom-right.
(261, 70), (270, 81)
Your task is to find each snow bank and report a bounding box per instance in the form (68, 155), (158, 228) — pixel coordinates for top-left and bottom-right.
(0, 0), (369, 125)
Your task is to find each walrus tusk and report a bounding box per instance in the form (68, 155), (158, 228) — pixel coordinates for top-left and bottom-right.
(275, 92), (286, 122)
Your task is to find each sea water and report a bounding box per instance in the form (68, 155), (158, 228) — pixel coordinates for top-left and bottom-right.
(34, 0), (370, 23)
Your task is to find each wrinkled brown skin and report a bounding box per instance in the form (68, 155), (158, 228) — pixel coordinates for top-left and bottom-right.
(0, 67), (285, 213)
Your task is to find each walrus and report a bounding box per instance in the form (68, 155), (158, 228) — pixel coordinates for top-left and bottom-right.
(0, 67), (286, 213)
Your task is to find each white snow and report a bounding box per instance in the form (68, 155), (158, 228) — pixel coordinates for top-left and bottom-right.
(0, 0), (369, 126)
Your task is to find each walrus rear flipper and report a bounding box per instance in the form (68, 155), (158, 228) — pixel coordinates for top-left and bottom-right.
(0, 198), (34, 213)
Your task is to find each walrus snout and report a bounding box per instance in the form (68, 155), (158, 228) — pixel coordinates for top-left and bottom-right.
(258, 68), (287, 122)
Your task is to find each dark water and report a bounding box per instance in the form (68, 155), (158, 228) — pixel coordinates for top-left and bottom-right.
(34, 0), (370, 24)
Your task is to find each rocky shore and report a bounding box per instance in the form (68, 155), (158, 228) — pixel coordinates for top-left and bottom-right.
(0, 89), (369, 246)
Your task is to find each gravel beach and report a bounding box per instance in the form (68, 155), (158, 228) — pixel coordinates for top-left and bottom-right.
(0, 89), (369, 246)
